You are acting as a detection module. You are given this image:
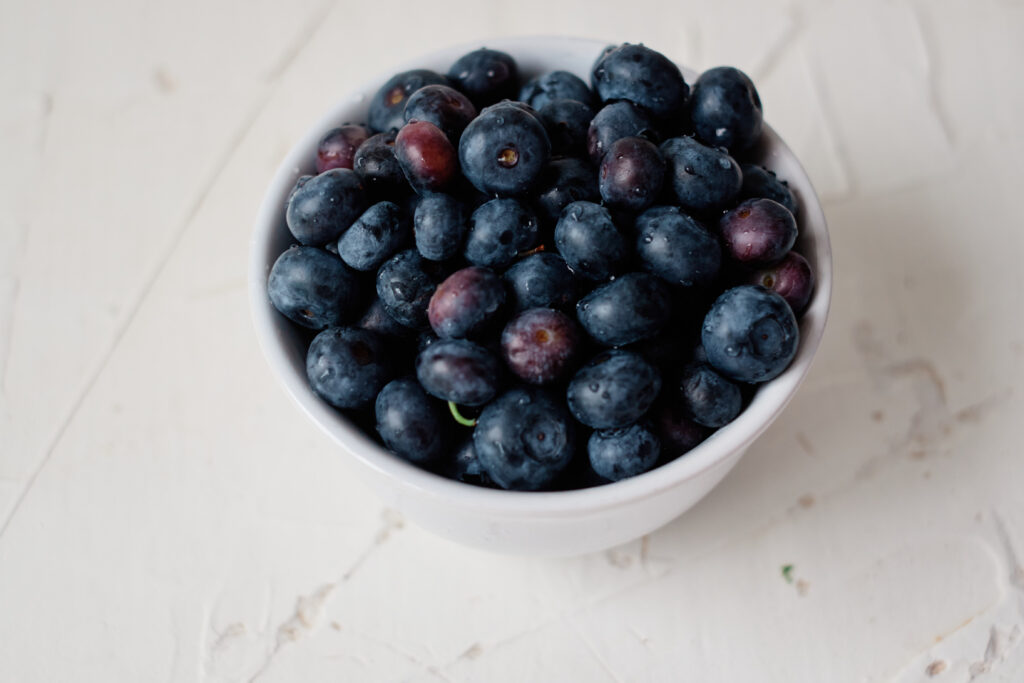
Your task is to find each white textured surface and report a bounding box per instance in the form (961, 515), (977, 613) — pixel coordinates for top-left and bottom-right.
(1, 1), (1023, 681)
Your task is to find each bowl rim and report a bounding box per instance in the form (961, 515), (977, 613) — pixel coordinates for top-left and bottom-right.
(248, 36), (833, 518)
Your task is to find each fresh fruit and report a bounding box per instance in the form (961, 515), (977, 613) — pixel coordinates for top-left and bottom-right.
(519, 70), (595, 109)
(403, 84), (477, 142)
(576, 272), (671, 346)
(500, 308), (580, 384)
(337, 201), (409, 272)
(588, 422), (661, 481)
(635, 205), (720, 287)
(306, 327), (390, 409)
(740, 163), (798, 216)
(554, 201), (628, 282)
(413, 193), (468, 261)
(448, 48), (519, 107)
(660, 136), (742, 213)
(689, 66), (763, 152)
(587, 101), (657, 164)
(394, 120), (458, 193)
(598, 136), (665, 212)
(268, 246), (364, 329)
(678, 362), (743, 428)
(702, 285), (799, 383)
(286, 168), (368, 246)
(503, 253), (577, 312)
(459, 103), (551, 197)
(591, 43), (689, 120)
(353, 132), (406, 196)
(747, 251), (815, 313)
(375, 377), (447, 463)
(464, 198), (539, 268)
(539, 99), (594, 157)
(368, 69), (449, 133)
(567, 349), (662, 429)
(316, 124), (371, 173)
(375, 249), (444, 328)
(428, 266), (506, 339)
(416, 338), (501, 406)
(719, 198), (798, 266)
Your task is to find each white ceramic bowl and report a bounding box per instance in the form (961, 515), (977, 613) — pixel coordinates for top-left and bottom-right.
(249, 37), (832, 556)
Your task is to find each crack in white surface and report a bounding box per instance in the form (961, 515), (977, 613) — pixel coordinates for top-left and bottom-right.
(748, 5), (804, 83)
(907, 3), (956, 149)
(262, 0), (337, 82)
(246, 510), (405, 682)
(0, 89), (271, 546)
(801, 52), (855, 201)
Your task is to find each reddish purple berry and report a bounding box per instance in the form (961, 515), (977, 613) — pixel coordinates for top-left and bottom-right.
(428, 266), (506, 339)
(599, 137), (665, 212)
(316, 124), (371, 173)
(395, 120), (458, 193)
(501, 308), (580, 385)
(748, 251), (815, 313)
(719, 198), (797, 266)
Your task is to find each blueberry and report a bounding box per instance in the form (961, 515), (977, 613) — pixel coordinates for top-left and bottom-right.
(337, 201), (409, 272)
(588, 101), (658, 164)
(375, 250), (443, 329)
(679, 362), (743, 428)
(353, 132), (406, 196)
(306, 327), (390, 409)
(591, 43), (689, 120)
(554, 201), (628, 282)
(358, 296), (410, 338)
(747, 251), (815, 313)
(635, 205), (721, 287)
(416, 338), (501, 406)
(413, 193), (468, 261)
(395, 120), (458, 193)
(651, 398), (706, 459)
(519, 70), (595, 109)
(375, 376), (447, 463)
(474, 387), (576, 490)
(286, 168), (368, 246)
(368, 69), (449, 133)
(588, 422), (661, 481)
(267, 246), (364, 329)
(428, 266), (506, 339)
(598, 136), (665, 212)
(576, 272), (671, 346)
(447, 48), (519, 107)
(464, 198), (539, 268)
(566, 349), (661, 429)
(316, 124), (371, 173)
(443, 439), (495, 487)
(740, 163), (798, 216)
(689, 66), (763, 152)
(403, 84), (477, 143)
(501, 308), (580, 384)
(539, 99), (594, 157)
(660, 136), (742, 213)
(719, 198), (797, 266)
(503, 252), (577, 312)
(287, 174), (313, 203)
(702, 285), (799, 383)
(534, 157), (600, 226)
(458, 103), (551, 197)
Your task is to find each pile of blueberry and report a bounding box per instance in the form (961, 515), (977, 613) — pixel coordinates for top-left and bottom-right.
(267, 43), (815, 491)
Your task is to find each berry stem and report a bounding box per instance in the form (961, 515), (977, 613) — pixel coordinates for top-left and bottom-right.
(448, 401), (477, 427)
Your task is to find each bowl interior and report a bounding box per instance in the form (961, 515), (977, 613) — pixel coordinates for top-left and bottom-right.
(249, 36), (832, 516)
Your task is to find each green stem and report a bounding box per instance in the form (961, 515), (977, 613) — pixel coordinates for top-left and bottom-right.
(448, 401), (477, 427)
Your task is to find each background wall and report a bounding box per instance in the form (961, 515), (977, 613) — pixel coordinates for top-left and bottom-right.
(2, 0), (1023, 681)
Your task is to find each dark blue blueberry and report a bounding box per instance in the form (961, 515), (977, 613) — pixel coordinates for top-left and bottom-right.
(588, 422), (661, 481)
(375, 250), (443, 329)
(375, 376), (446, 463)
(591, 43), (689, 120)
(287, 174), (313, 203)
(660, 136), (742, 212)
(587, 101), (658, 164)
(702, 285), (799, 383)
(306, 327), (390, 409)
(286, 168), (368, 246)
(444, 439), (495, 487)
(534, 157), (600, 226)
(501, 308), (580, 385)
(679, 362), (743, 428)
(413, 193), (468, 261)
(554, 201), (628, 282)
(427, 266), (506, 339)
(403, 84), (477, 143)
(598, 136), (665, 212)
(368, 69), (449, 133)
(503, 253), (577, 312)
(576, 272), (671, 346)
(689, 66), (763, 152)
(416, 338), (501, 406)
(719, 198), (797, 266)
(316, 124), (371, 173)
(464, 198), (539, 268)
(447, 48), (519, 107)
(566, 349), (661, 429)
(473, 387), (576, 490)
(358, 297), (410, 338)
(267, 246), (364, 329)
(395, 120), (458, 193)
(747, 251), (815, 314)
(458, 103), (551, 197)
(740, 163), (798, 216)
(353, 131), (406, 197)
(337, 201), (409, 272)
(539, 99), (594, 157)
(635, 205), (721, 287)
(519, 70), (595, 109)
